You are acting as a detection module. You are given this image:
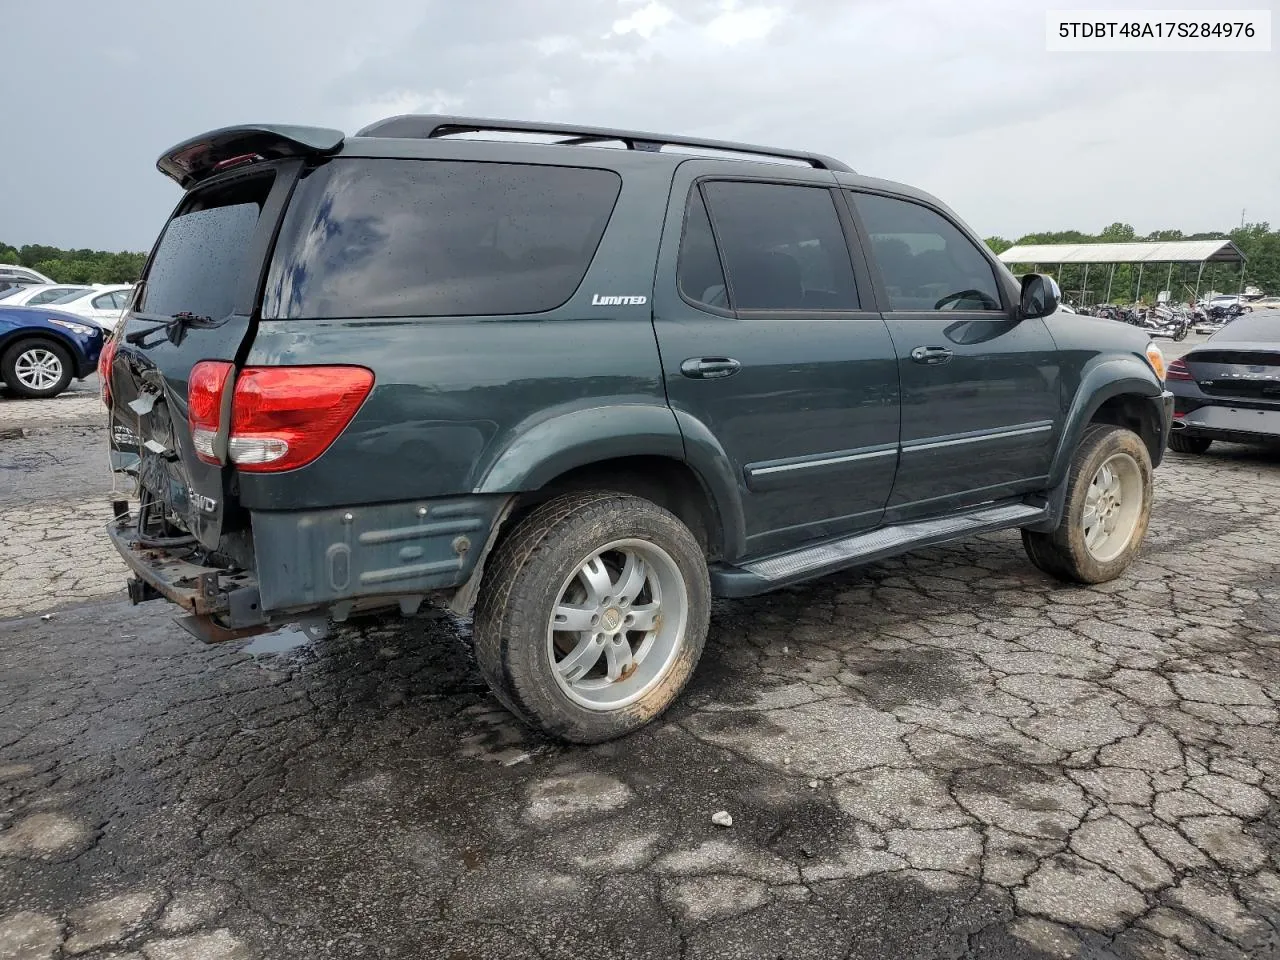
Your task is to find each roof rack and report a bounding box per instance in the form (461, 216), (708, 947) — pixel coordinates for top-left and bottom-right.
(354, 115), (853, 173)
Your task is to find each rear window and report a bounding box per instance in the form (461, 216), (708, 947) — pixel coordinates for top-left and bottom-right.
(138, 173), (274, 320)
(261, 159), (622, 319)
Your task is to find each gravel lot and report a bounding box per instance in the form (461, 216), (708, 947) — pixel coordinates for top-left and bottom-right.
(1, 339), (1277, 960)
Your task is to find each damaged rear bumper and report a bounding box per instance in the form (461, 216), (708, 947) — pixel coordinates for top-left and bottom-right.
(106, 509), (265, 629)
(106, 494), (515, 636)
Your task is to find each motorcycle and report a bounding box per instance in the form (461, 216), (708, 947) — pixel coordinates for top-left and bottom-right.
(1142, 303), (1190, 341)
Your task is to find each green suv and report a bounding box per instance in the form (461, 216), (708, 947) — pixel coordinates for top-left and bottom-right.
(103, 116), (1173, 742)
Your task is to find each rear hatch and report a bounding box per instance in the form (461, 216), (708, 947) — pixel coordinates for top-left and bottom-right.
(106, 162), (299, 551)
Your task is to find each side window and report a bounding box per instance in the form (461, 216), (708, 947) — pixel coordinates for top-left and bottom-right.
(677, 190), (729, 309)
(112, 291), (132, 309)
(29, 290), (63, 305)
(92, 293), (117, 310)
(702, 181), (859, 312)
(852, 192), (1002, 312)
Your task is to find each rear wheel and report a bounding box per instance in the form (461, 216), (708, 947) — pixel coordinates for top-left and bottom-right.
(1022, 424), (1152, 584)
(473, 491), (710, 743)
(2, 338), (73, 399)
(1168, 432), (1212, 455)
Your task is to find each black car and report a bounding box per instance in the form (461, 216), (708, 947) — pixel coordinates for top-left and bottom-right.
(1167, 309), (1280, 453)
(101, 116), (1172, 742)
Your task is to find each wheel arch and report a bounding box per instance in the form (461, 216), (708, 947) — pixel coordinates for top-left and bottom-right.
(472, 403), (746, 562)
(1050, 356), (1166, 484)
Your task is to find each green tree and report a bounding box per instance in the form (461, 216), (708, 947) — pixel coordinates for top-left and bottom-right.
(1099, 222), (1136, 242)
(984, 236), (1012, 255)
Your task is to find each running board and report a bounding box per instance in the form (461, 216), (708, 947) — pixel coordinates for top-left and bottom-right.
(710, 501), (1047, 598)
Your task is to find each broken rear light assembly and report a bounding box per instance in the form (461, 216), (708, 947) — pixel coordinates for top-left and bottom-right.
(97, 337), (119, 406)
(187, 362), (374, 472)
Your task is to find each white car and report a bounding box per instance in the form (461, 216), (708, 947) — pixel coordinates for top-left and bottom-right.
(0, 264), (55, 294)
(45, 284), (135, 330)
(0, 283), (94, 307)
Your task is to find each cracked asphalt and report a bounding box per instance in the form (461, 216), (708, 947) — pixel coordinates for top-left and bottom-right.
(2, 349), (1278, 960)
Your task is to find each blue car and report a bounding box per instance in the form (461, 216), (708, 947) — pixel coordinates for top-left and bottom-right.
(0, 305), (105, 399)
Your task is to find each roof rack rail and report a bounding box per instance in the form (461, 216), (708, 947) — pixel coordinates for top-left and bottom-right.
(354, 115), (854, 173)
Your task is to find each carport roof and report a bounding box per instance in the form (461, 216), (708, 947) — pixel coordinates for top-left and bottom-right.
(997, 239), (1245, 265)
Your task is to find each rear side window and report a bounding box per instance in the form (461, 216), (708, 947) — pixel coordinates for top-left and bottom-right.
(699, 181), (859, 312)
(262, 159), (622, 319)
(140, 173), (274, 320)
(677, 190), (729, 309)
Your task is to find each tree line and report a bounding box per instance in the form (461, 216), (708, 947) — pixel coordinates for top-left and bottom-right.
(0, 243), (147, 285)
(986, 222), (1278, 305)
(4, 218), (1277, 304)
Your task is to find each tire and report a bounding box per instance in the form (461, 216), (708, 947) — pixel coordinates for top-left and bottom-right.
(473, 491), (711, 744)
(1168, 432), (1212, 455)
(2, 338), (74, 399)
(1022, 424), (1153, 585)
(1173, 325), (1188, 341)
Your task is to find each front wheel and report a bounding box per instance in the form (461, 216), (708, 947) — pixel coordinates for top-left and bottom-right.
(1022, 424), (1153, 584)
(1173, 325), (1188, 341)
(2, 338), (73, 399)
(473, 491), (710, 743)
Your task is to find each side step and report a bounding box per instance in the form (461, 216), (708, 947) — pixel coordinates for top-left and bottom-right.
(710, 501), (1046, 598)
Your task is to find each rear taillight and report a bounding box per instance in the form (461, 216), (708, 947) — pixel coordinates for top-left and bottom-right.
(188, 360), (235, 464)
(1165, 358), (1195, 381)
(186, 364), (374, 472)
(229, 367), (374, 472)
(97, 338), (118, 406)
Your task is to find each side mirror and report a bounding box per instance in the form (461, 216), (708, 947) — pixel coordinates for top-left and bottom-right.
(1019, 273), (1060, 319)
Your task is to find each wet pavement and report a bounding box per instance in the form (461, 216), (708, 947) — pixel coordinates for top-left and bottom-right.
(1, 365), (1278, 960)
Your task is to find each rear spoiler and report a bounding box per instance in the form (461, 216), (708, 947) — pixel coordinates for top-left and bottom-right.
(156, 124), (344, 189)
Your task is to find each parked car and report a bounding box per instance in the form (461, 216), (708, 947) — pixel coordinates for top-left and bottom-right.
(0, 265), (55, 295)
(102, 117), (1172, 743)
(1167, 309), (1280, 454)
(0, 305), (105, 398)
(0, 283), (94, 307)
(45, 284), (134, 330)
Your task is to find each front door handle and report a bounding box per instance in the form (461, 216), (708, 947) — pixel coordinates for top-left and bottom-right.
(680, 357), (741, 380)
(910, 346), (953, 365)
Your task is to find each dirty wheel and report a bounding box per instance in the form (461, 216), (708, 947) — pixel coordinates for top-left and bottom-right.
(473, 491), (710, 743)
(1168, 432), (1211, 455)
(1021, 424), (1152, 584)
(2, 338), (73, 399)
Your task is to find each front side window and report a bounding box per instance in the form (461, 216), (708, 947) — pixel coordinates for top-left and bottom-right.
(852, 192), (1002, 312)
(700, 181), (859, 312)
(262, 159), (622, 319)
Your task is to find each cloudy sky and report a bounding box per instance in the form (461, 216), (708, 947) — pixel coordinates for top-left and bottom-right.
(3, 0), (1275, 252)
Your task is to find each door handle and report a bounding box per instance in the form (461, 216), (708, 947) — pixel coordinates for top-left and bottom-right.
(910, 346), (953, 365)
(680, 357), (741, 380)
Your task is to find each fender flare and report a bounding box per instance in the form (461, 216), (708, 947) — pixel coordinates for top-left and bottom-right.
(1049, 355), (1163, 487)
(473, 403), (747, 560)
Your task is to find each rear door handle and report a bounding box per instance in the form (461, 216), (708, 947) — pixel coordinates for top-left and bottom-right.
(910, 346), (953, 365)
(680, 357), (741, 380)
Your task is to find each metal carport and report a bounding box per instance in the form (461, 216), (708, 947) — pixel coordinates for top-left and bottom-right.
(996, 239), (1247, 305)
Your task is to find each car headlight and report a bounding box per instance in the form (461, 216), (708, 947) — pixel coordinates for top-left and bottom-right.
(1145, 341), (1166, 382)
(48, 318), (97, 337)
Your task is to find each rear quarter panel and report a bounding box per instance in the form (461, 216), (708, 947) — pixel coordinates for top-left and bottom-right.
(238, 152), (680, 511)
